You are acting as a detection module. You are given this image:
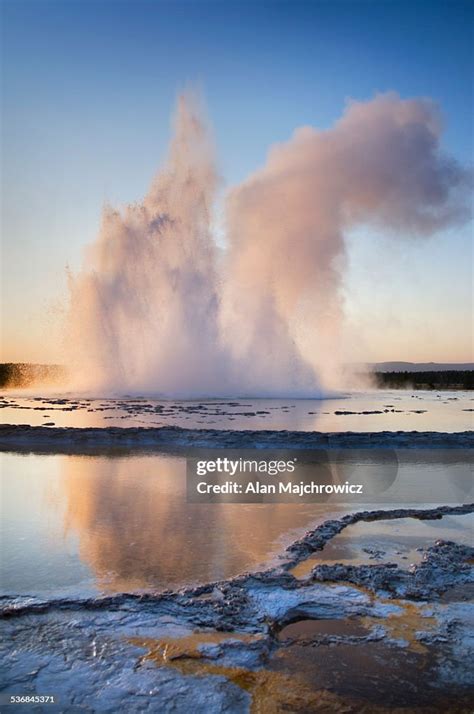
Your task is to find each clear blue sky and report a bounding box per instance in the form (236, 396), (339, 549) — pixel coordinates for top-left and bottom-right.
(1, 0), (473, 362)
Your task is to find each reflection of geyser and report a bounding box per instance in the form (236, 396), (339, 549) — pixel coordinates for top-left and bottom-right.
(331, 450), (399, 497)
(61, 454), (321, 591)
(65, 91), (470, 397)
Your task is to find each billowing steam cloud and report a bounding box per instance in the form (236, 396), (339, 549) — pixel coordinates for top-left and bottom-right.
(66, 91), (470, 396)
(67, 94), (230, 395)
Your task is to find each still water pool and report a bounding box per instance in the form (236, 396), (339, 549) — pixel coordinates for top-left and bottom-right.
(1, 451), (472, 598)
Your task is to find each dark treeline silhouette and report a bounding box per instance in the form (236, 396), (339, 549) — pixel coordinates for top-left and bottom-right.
(0, 363), (472, 391)
(375, 370), (473, 390)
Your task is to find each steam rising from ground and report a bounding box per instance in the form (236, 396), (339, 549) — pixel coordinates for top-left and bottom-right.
(66, 92), (470, 396)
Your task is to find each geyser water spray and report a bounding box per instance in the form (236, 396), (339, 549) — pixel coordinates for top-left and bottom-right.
(66, 91), (470, 396)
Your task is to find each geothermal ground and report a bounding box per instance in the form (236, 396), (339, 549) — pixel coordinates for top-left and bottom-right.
(0, 393), (472, 712)
(0, 389), (473, 432)
(1, 504), (473, 712)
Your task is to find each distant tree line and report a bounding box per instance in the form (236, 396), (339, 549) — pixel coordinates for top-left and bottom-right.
(1, 363), (473, 390)
(375, 370), (474, 390)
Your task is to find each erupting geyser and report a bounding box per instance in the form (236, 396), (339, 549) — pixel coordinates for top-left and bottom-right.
(66, 91), (470, 396)
(67, 93), (235, 396)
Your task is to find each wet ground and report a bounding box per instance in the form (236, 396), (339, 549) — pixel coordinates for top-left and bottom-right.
(1, 390), (473, 432)
(1, 504), (473, 712)
(0, 394), (472, 711)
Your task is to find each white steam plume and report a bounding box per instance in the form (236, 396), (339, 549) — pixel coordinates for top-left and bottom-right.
(66, 91), (470, 396)
(222, 92), (471, 387)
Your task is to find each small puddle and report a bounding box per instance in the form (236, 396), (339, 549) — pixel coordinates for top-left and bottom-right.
(268, 604), (469, 711)
(278, 617), (370, 641)
(290, 513), (473, 579)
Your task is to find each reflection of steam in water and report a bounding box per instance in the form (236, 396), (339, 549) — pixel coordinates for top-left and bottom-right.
(61, 455), (324, 592)
(59, 451), (472, 592)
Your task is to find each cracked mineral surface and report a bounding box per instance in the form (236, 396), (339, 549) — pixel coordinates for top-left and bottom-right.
(1, 502), (473, 712)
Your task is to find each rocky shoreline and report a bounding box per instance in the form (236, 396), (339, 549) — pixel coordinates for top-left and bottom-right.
(1, 423), (472, 453)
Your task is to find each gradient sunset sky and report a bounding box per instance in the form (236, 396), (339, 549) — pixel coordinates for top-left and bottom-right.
(1, 0), (473, 364)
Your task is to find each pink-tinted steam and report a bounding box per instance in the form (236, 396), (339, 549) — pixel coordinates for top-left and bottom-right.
(66, 91), (470, 395)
